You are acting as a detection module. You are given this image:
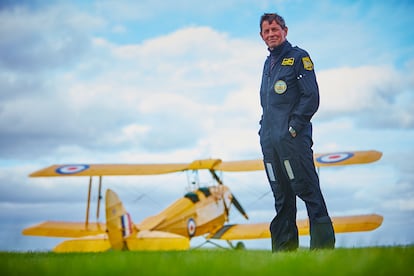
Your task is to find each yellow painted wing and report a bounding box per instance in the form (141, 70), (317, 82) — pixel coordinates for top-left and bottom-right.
(329, 213), (383, 234)
(29, 151), (382, 177)
(22, 221), (106, 238)
(52, 231), (189, 252)
(126, 230), (190, 251)
(210, 150), (382, 171)
(209, 214), (383, 240)
(53, 231), (190, 253)
(29, 163), (191, 177)
(29, 159), (223, 177)
(215, 159), (264, 172)
(314, 150), (382, 167)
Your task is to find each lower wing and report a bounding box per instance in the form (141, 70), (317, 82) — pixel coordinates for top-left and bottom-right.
(22, 221), (106, 238)
(208, 214), (383, 240)
(52, 230), (189, 253)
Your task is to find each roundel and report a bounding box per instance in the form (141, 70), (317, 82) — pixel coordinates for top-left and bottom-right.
(274, 80), (287, 94)
(56, 164), (90, 175)
(316, 152), (354, 164)
(187, 218), (196, 237)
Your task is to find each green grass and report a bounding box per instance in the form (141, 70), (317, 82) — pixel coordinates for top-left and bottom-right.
(1, 246), (413, 276)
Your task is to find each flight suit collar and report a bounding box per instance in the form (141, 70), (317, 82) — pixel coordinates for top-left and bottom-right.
(269, 40), (291, 58)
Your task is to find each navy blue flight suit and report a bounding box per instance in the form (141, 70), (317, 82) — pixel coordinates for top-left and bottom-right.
(259, 40), (335, 251)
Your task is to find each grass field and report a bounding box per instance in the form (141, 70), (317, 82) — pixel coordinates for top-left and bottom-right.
(1, 246), (413, 275)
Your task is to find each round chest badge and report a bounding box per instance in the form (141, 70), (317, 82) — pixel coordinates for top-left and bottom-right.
(274, 80), (287, 94)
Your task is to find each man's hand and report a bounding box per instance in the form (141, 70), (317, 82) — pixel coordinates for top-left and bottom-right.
(289, 126), (297, 138)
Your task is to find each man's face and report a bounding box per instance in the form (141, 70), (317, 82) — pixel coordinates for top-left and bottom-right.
(260, 20), (288, 49)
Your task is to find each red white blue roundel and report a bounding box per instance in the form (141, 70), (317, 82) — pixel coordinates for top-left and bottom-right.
(187, 218), (196, 237)
(121, 213), (133, 238)
(316, 152), (354, 164)
(56, 164), (90, 174)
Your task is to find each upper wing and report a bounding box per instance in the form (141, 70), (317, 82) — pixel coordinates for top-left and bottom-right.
(29, 163), (192, 177)
(314, 150), (382, 167)
(29, 150), (382, 177)
(213, 150), (382, 170)
(215, 159), (264, 172)
(208, 214), (383, 240)
(29, 159), (224, 177)
(22, 221), (106, 238)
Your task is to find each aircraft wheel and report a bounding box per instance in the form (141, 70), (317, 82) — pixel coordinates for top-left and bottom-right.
(235, 241), (245, 250)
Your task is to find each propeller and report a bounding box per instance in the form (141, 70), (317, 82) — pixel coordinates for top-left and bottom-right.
(231, 193), (249, 220)
(208, 169), (249, 220)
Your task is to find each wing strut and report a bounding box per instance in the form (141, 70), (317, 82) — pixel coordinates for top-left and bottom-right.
(209, 169), (223, 185)
(96, 176), (102, 221)
(85, 176), (92, 229)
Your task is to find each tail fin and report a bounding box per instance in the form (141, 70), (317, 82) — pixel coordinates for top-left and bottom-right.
(105, 189), (136, 250)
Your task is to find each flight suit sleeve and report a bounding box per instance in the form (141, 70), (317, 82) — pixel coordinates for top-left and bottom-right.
(258, 59), (270, 135)
(289, 53), (320, 133)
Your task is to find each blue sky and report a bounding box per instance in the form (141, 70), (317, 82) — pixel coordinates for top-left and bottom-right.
(0, 0), (413, 251)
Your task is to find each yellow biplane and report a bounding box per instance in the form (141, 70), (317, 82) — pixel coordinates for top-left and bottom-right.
(23, 150), (383, 252)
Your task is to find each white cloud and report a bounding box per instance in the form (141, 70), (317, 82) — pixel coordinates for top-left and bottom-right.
(1, 20), (268, 159)
(316, 64), (414, 128)
(383, 199), (414, 212)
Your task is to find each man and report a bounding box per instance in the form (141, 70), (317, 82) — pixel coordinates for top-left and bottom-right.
(258, 13), (335, 252)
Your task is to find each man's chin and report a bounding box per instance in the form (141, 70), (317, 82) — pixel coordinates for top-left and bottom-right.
(267, 42), (281, 49)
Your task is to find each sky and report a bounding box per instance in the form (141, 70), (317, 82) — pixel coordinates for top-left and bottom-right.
(0, 0), (413, 252)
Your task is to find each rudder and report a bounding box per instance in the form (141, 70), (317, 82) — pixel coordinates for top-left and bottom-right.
(105, 189), (136, 250)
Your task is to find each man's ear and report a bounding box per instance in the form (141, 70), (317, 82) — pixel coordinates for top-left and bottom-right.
(259, 31), (265, 41)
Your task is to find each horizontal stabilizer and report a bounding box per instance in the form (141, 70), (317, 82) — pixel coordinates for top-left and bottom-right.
(53, 234), (111, 253)
(126, 230), (190, 251)
(22, 221), (106, 238)
(209, 214), (383, 240)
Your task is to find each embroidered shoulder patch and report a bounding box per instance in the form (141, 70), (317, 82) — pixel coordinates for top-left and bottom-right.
(302, 56), (313, 70)
(281, 58), (294, 66)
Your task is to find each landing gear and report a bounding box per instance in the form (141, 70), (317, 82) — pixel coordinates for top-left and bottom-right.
(192, 239), (246, 250)
(234, 241), (246, 250)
